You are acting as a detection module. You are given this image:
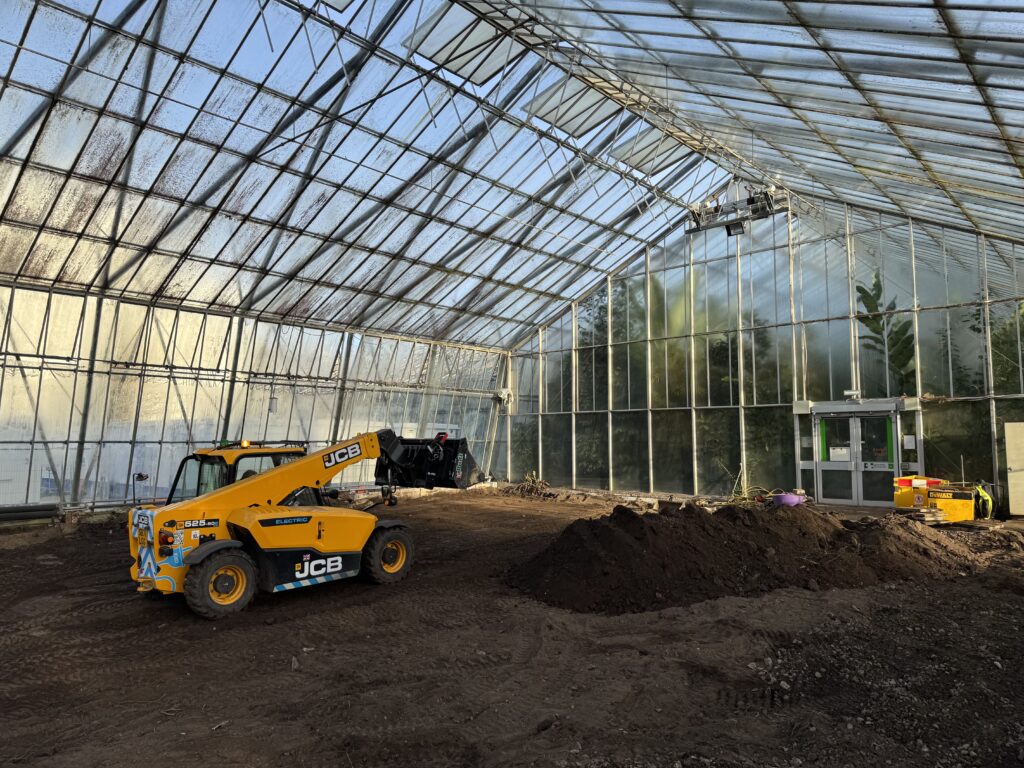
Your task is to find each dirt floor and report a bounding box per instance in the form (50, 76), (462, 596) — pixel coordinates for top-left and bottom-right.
(2, 490), (1024, 768)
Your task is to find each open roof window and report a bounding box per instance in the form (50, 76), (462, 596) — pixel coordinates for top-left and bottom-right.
(525, 75), (621, 138)
(611, 128), (693, 176)
(407, 3), (527, 85)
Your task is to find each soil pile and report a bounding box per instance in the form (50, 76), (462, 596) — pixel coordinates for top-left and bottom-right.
(509, 503), (982, 613)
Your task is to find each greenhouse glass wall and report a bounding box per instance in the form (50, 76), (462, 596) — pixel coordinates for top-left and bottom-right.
(1, 0), (1023, 515)
(511, 195), (1024, 508)
(0, 283), (506, 507)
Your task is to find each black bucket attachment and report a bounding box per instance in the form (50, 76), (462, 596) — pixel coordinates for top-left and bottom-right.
(375, 431), (485, 490)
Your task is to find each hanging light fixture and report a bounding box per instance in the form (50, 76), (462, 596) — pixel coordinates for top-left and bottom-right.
(687, 185), (786, 234)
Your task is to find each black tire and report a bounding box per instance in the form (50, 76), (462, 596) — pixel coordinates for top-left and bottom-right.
(362, 526), (414, 584)
(184, 549), (257, 620)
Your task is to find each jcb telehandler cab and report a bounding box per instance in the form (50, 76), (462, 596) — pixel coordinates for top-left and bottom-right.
(129, 430), (481, 619)
(164, 442), (306, 504)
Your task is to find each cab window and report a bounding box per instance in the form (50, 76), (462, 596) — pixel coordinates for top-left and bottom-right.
(281, 487), (319, 507)
(168, 457), (228, 503)
(235, 453), (299, 480)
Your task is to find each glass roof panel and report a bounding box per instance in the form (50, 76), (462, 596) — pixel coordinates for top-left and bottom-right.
(463, 0), (1024, 247)
(3, 0), (1018, 351)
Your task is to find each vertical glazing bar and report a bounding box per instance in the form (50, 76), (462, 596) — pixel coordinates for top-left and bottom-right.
(330, 333), (353, 442)
(735, 228), (747, 495)
(689, 232), (699, 494)
(1017, 244), (1024, 394)
(606, 275), (614, 491)
(537, 327), (544, 482)
(505, 351), (512, 482)
(153, 313), (176, 497)
(260, 327), (280, 443)
(71, 292), (109, 502)
(571, 301), (578, 489)
(909, 219), (923, 399)
(877, 224), (887, 397)
(91, 299), (121, 504)
(943, 229), (955, 396)
(184, 317), (205, 452)
(478, 358), (498, 480)
(219, 317), (246, 442)
(0, 289), (15, 476)
(415, 343), (437, 437)
(123, 306), (155, 503)
(22, 293), (52, 505)
(981, 234), (1000, 500)
(846, 203), (859, 394)
(787, 203), (800, 487)
(61, 294), (87, 498)
(644, 246), (655, 494)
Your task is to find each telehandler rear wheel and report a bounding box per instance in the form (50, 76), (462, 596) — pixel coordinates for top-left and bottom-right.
(185, 550), (257, 619)
(362, 526), (414, 584)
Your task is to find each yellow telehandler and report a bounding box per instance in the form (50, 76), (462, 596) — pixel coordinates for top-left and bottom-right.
(129, 430), (481, 619)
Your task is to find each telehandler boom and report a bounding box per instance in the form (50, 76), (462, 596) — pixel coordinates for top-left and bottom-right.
(129, 429), (481, 618)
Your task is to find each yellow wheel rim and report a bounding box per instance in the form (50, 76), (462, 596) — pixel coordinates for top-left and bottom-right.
(381, 540), (407, 574)
(208, 565), (246, 605)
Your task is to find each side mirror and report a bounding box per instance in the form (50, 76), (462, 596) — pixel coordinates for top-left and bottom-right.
(325, 488), (340, 500)
(132, 472), (149, 504)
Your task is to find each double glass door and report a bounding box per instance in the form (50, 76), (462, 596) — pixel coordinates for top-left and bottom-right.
(815, 414), (897, 505)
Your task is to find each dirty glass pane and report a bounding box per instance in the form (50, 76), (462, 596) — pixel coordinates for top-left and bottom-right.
(745, 407), (796, 492)
(513, 354), (539, 414)
(575, 412), (608, 490)
(611, 275), (646, 343)
(650, 337), (688, 409)
(577, 345), (608, 412)
(540, 414), (571, 487)
(695, 332), (738, 407)
(651, 409), (693, 495)
(576, 286), (608, 347)
(611, 411), (648, 492)
(744, 325), (793, 405)
(696, 408), (740, 496)
(990, 301), (1023, 396)
(611, 342), (647, 411)
(803, 320), (851, 401)
(919, 308), (986, 399)
(650, 266), (689, 339)
(542, 350), (572, 414)
(922, 401), (992, 484)
(510, 415), (538, 482)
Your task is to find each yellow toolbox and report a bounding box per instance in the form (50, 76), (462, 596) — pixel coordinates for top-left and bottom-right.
(893, 476), (982, 524)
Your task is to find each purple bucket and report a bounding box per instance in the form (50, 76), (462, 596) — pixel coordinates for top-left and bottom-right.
(772, 492), (806, 507)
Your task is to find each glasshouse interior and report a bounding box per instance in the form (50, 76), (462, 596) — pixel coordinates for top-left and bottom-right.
(3, 1), (1024, 767)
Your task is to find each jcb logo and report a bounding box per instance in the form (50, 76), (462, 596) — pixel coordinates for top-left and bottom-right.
(323, 443), (362, 469)
(295, 555), (344, 579)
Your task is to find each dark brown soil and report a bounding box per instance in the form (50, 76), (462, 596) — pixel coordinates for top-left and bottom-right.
(2, 490), (1023, 768)
(509, 503), (983, 614)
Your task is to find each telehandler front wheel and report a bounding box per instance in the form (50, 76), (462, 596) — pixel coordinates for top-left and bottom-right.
(184, 550), (257, 620)
(362, 526), (414, 584)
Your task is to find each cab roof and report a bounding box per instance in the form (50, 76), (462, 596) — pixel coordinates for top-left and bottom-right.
(193, 445), (306, 464)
